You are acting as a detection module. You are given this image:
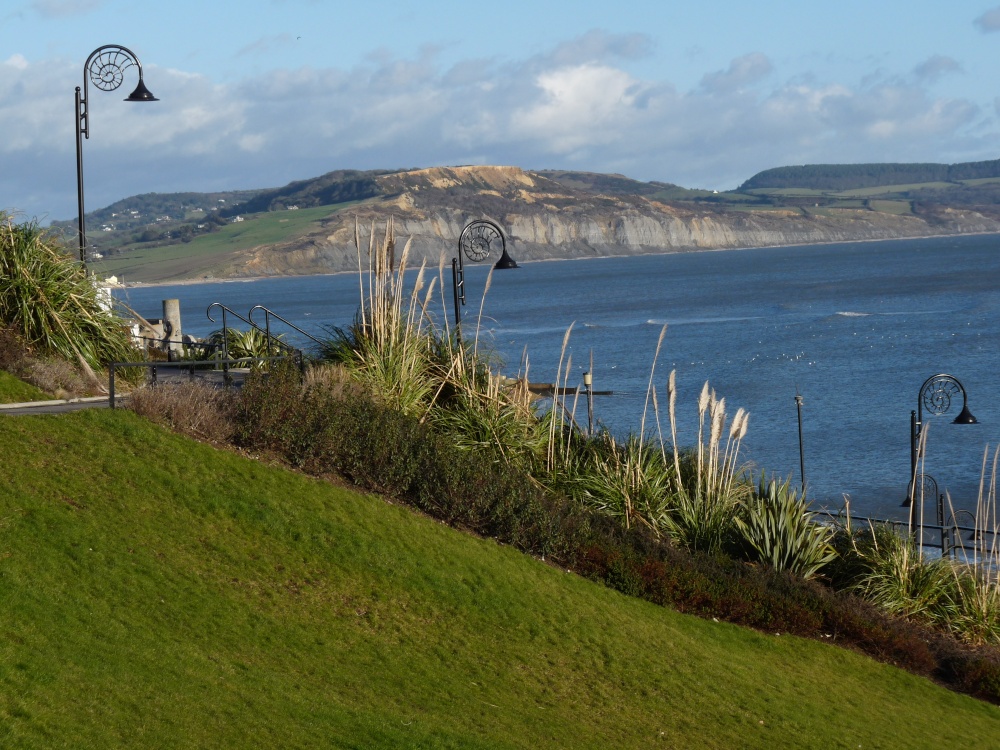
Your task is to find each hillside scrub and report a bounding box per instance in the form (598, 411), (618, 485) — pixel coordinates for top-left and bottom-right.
(0, 213), (138, 385)
(738, 159), (1000, 191)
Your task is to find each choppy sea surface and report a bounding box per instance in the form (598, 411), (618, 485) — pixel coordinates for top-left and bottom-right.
(115, 233), (1000, 520)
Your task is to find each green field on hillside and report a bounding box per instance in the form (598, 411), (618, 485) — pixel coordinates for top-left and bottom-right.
(834, 182), (956, 197)
(92, 202), (362, 283)
(959, 177), (1000, 187)
(0, 409), (996, 748)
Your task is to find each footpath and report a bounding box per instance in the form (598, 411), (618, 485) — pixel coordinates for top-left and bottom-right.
(0, 396), (114, 416)
(0, 368), (253, 416)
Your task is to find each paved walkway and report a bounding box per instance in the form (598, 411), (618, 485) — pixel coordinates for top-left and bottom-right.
(0, 396), (113, 416)
(0, 368), (251, 416)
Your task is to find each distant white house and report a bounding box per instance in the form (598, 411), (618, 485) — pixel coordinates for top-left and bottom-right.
(287, 205), (299, 210)
(231, 215), (244, 223)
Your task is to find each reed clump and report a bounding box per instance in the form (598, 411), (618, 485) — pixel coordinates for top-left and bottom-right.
(828, 447), (1000, 648)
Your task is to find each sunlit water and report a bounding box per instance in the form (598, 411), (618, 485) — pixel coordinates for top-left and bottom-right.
(115, 233), (1000, 520)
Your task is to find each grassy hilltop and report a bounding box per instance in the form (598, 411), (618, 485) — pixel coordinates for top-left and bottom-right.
(52, 159), (1000, 284)
(0, 408), (997, 748)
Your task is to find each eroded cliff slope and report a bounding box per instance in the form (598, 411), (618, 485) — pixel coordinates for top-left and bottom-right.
(215, 166), (1000, 277)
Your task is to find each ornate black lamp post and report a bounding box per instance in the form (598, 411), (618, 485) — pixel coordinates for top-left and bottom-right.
(75, 45), (157, 265)
(451, 219), (518, 328)
(905, 374), (977, 525)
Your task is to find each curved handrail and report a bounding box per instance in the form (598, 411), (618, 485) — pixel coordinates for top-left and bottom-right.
(207, 302), (258, 363)
(207, 301), (254, 328)
(248, 305), (323, 347)
(206, 302), (302, 384)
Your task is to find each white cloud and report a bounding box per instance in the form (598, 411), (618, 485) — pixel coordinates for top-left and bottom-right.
(4, 54), (29, 70)
(700, 53), (773, 94)
(548, 30), (654, 66)
(913, 55), (961, 81)
(974, 6), (1000, 32)
(1, 33), (995, 222)
(511, 64), (643, 152)
(237, 34), (296, 58)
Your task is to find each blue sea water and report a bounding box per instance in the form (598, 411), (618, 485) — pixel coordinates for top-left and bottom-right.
(115, 233), (1000, 520)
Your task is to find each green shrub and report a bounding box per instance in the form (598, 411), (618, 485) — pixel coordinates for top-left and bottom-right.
(555, 432), (676, 532)
(231, 360), (309, 457)
(733, 475), (837, 580)
(849, 526), (956, 627)
(0, 214), (138, 373)
(206, 326), (288, 360)
(659, 377), (752, 553)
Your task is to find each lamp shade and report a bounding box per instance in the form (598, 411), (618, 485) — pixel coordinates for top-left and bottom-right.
(493, 247), (518, 269)
(125, 78), (158, 102)
(952, 404), (978, 424)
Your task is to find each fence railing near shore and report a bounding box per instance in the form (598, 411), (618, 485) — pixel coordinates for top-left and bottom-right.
(107, 354), (295, 408)
(820, 508), (999, 562)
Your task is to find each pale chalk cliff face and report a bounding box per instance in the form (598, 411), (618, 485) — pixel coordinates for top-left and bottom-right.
(219, 166), (1000, 278)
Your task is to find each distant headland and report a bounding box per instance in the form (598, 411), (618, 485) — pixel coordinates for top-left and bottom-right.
(56, 161), (1000, 284)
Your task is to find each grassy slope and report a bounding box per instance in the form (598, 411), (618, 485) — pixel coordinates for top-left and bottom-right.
(0, 370), (48, 403)
(92, 203), (361, 283)
(0, 410), (997, 748)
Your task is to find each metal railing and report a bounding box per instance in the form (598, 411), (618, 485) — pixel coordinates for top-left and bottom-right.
(108, 354), (293, 408)
(820, 507), (998, 560)
(207, 302), (304, 381)
(248, 305), (323, 348)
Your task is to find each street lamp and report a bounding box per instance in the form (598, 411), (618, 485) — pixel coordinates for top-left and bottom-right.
(451, 219), (518, 328)
(76, 44), (158, 265)
(905, 374), (977, 523)
(795, 393), (806, 496)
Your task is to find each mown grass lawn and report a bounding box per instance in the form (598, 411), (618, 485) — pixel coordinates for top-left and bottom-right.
(0, 409), (996, 748)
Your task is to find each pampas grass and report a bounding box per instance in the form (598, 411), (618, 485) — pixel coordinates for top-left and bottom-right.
(319, 218), (547, 469)
(939, 446), (1000, 644)
(659, 372), (752, 553)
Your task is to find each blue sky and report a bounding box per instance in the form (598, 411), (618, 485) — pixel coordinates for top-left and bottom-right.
(5, 0), (1000, 222)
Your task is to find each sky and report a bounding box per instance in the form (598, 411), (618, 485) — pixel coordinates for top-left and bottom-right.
(5, 0), (1000, 223)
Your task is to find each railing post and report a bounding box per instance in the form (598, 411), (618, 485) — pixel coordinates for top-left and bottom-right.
(109, 363), (116, 409)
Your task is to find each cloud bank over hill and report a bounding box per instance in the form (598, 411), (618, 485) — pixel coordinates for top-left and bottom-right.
(1, 27), (996, 222)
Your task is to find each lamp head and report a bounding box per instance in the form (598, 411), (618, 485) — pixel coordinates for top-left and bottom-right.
(952, 404), (978, 424)
(125, 78), (158, 102)
(493, 247), (518, 270)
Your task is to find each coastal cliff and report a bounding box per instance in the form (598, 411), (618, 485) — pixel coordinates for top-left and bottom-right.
(219, 166), (1000, 278)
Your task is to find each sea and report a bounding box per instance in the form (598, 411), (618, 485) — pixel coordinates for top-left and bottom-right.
(113, 233), (1000, 521)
